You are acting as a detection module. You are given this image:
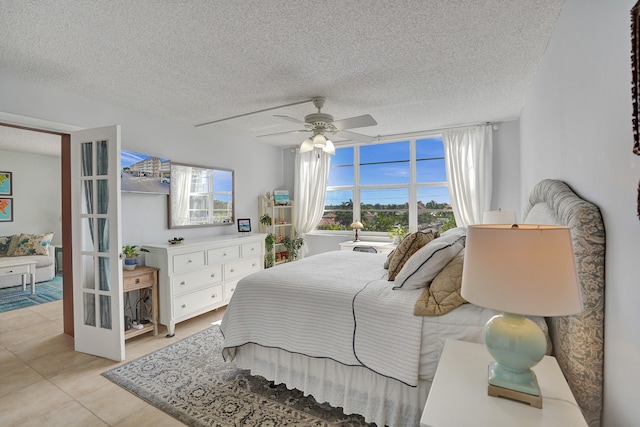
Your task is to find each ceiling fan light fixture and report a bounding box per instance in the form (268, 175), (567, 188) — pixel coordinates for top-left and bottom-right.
(323, 139), (335, 155)
(312, 133), (327, 145)
(300, 138), (314, 153)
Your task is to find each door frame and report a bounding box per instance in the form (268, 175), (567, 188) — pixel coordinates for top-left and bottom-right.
(0, 122), (74, 336)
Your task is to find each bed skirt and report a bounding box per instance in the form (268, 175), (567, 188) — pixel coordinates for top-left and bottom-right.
(234, 343), (431, 427)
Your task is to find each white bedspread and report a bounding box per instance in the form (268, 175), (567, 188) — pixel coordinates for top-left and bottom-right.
(221, 251), (426, 386)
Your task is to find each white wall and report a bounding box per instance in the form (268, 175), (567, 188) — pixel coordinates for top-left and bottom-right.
(0, 150), (62, 245)
(519, 0), (639, 425)
(0, 73), (283, 247)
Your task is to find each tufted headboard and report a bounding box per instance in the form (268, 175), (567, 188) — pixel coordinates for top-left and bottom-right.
(523, 179), (605, 427)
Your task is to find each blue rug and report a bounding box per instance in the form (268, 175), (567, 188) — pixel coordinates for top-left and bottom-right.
(0, 276), (63, 313)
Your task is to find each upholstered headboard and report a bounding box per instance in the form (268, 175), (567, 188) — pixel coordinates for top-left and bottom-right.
(523, 179), (605, 427)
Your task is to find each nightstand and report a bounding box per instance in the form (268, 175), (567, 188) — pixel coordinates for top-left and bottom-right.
(122, 266), (159, 340)
(339, 240), (396, 254)
(420, 339), (587, 427)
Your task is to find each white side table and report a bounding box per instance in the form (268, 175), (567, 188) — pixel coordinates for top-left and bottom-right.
(420, 339), (587, 427)
(0, 259), (38, 294)
(339, 240), (396, 254)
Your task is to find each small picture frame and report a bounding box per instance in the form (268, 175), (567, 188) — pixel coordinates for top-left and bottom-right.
(0, 171), (12, 196)
(274, 190), (290, 205)
(0, 198), (13, 222)
(237, 218), (251, 233)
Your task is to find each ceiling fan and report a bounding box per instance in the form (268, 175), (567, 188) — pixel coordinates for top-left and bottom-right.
(258, 97), (377, 154)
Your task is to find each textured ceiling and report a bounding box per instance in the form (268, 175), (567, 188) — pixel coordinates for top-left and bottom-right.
(0, 0), (565, 151)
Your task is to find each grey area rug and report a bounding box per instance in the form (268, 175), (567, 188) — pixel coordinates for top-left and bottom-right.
(103, 326), (375, 427)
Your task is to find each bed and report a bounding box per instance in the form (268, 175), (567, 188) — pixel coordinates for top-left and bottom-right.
(220, 179), (605, 427)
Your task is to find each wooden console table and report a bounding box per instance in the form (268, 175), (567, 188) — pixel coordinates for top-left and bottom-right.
(122, 266), (159, 340)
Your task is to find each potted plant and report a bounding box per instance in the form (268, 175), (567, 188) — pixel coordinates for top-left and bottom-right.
(122, 245), (149, 270)
(264, 233), (276, 268)
(259, 213), (272, 227)
(389, 224), (407, 244)
(282, 236), (304, 262)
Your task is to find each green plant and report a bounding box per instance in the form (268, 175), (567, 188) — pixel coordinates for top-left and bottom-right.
(389, 224), (407, 242)
(264, 233), (276, 268)
(122, 245), (149, 258)
(259, 213), (272, 227)
(282, 236), (304, 262)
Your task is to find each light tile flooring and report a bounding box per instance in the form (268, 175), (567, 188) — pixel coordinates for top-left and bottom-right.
(0, 299), (225, 426)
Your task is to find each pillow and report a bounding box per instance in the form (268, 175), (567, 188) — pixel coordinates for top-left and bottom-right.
(0, 235), (14, 256)
(383, 249), (394, 269)
(393, 227), (466, 290)
(414, 249), (467, 316)
(387, 230), (438, 280)
(11, 232), (54, 256)
(6, 234), (20, 256)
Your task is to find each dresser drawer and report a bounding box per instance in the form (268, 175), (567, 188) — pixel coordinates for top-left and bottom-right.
(173, 285), (224, 318)
(242, 241), (262, 257)
(208, 245), (240, 264)
(225, 257), (261, 281)
(224, 280), (239, 302)
(173, 251), (206, 273)
(0, 264), (30, 277)
(172, 266), (222, 296)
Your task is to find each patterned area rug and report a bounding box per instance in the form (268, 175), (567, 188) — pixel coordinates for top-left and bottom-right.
(0, 276), (63, 313)
(103, 326), (374, 427)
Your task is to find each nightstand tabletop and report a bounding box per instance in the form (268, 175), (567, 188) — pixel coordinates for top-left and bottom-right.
(420, 339), (587, 427)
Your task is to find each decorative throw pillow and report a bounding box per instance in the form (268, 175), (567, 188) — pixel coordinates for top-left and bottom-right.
(11, 232), (54, 256)
(383, 249), (395, 269)
(387, 230), (438, 280)
(6, 234), (20, 256)
(414, 249), (467, 316)
(0, 235), (13, 255)
(393, 227), (466, 290)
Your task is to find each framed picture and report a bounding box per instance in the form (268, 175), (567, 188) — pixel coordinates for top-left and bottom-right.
(0, 198), (13, 222)
(0, 171), (12, 196)
(274, 190), (290, 205)
(237, 218), (251, 233)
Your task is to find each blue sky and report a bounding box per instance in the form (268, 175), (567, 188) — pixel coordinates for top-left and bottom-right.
(327, 138), (450, 206)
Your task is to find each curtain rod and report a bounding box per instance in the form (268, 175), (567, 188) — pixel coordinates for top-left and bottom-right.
(370, 121), (498, 143)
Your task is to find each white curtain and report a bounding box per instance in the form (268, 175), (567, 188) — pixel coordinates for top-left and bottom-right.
(294, 148), (331, 256)
(442, 125), (493, 227)
(170, 165), (192, 226)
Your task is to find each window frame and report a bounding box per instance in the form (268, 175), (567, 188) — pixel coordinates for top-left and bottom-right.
(314, 133), (451, 237)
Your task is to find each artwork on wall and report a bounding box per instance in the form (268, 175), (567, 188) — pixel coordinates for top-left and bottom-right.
(121, 150), (171, 194)
(0, 198), (13, 222)
(0, 171), (12, 196)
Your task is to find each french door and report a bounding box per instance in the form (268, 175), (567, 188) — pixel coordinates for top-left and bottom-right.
(71, 125), (124, 361)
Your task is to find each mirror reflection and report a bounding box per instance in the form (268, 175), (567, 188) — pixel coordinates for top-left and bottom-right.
(168, 163), (234, 228)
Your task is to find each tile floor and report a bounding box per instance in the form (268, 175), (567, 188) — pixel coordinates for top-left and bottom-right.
(0, 299), (225, 426)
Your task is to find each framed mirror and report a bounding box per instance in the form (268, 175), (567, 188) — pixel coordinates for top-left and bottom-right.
(168, 162), (235, 229)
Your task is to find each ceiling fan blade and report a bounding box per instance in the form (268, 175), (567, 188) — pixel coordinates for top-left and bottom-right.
(331, 114), (377, 130)
(334, 129), (376, 144)
(274, 114), (307, 125)
(257, 129), (309, 138)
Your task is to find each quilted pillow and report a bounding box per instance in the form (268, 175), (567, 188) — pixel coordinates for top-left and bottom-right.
(387, 230), (438, 280)
(414, 249), (467, 316)
(0, 235), (14, 256)
(393, 227), (466, 290)
(11, 232), (54, 256)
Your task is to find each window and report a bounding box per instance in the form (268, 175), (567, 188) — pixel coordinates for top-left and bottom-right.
(317, 136), (455, 235)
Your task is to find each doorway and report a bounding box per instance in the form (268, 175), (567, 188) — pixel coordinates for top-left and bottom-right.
(0, 122), (74, 335)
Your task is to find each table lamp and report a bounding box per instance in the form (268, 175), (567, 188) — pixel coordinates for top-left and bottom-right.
(461, 224), (583, 408)
(483, 208), (517, 224)
(350, 220), (364, 242)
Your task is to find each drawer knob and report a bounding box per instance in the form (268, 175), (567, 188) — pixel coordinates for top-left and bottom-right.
(223, 253), (227, 256)
(251, 247), (255, 251)
(230, 288), (235, 292)
(180, 281), (186, 285)
(188, 259), (192, 263)
(9, 270), (13, 273)
(252, 263), (256, 267)
(230, 268), (235, 273)
(210, 273), (216, 278)
(135, 278), (140, 284)
(211, 294), (217, 298)
(181, 304), (187, 308)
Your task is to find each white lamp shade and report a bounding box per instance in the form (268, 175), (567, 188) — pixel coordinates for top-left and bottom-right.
(312, 133), (327, 145)
(483, 209), (517, 224)
(461, 224), (583, 316)
(323, 139), (335, 155)
(300, 138), (314, 153)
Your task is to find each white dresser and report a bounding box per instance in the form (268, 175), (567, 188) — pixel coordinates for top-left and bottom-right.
(144, 233), (265, 336)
